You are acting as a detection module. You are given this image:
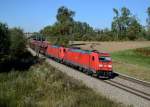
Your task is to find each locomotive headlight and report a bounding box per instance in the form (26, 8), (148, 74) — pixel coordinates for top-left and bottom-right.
(108, 65), (112, 68)
(99, 64), (103, 67)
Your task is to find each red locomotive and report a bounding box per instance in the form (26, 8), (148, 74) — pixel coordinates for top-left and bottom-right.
(63, 49), (112, 77)
(46, 45), (67, 62)
(29, 38), (113, 78)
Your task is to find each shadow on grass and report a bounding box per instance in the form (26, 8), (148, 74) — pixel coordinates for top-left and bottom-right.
(0, 51), (39, 72)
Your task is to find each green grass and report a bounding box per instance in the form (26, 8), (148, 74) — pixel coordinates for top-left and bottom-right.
(0, 62), (126, 107)
(111, 47), (150, 81)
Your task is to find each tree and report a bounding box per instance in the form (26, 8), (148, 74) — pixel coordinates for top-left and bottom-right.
(120, 7), (131, 38)
(112, 8), (120, 40)
(10, 28), (26, 58)
(146, 7), (150, 28)
(112, 7), (142, 40)
(71, 21), (94, 40)
(55, 35), (69, 46)
(40, 25), (53, 36)
(56, 6), (75, 24)
(146, 7), (150, 40)
(41, 6), (98, 42)
(0, 22), (10, 56)
(127, 18), (142, 40)
(56, 6), (75, 35)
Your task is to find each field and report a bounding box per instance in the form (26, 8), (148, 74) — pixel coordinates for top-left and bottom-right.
(72, 41), (150, 52)
(111, 47), (150, 82)
(73, 41), (150, 82)
(0, 61), (126, 107)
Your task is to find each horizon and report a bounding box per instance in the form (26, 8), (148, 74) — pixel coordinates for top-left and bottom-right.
(0, 0), (149, 32)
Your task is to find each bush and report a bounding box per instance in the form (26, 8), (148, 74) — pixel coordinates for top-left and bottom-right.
(10, 28), (26, 58)
(49, 35), (69, 47)
(134, 47), (150, 56)
(0, 22), (10, 57)
(0, 62), (125, 107)
(0, 23), (35, 72)
(145, 30), (150, 40)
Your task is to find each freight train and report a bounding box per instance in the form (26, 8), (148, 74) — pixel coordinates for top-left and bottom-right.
(29, 38), (113, 78)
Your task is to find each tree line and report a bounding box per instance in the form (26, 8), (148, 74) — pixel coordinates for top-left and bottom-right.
(40, 6), (150, 44)
(0, 23), (35, 72)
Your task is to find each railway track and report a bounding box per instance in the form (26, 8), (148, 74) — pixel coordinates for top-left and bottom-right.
(116, 72), (150, 87)
(72, 69), (150, 101)
(64, 64), (150, 101)
(28, 48), (150, 106)
(101, 72), (150, 101)
(103, 79), (150, 101)
(56, 58), (150, 101)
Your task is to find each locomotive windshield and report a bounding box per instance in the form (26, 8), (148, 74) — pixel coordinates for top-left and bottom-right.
(99, 56), (111, 62)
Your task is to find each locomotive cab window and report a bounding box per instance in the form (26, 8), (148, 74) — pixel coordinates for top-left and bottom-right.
(99, 56), (111, 62)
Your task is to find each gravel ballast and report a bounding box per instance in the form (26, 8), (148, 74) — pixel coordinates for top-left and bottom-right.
(28, 48), (150, 107)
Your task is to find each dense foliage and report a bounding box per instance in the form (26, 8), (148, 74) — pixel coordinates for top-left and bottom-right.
(146, 7), (150, 40)
(0, 22), (35, 72)
(0, 23), (10, 57)
(40, 6), (96, 45)
(0, 23), (25, 57)
(0, 62), (125, 107)
(111, 7), (142, 40)
(41, 6), (150, 43)
(10, 28), (26, 58)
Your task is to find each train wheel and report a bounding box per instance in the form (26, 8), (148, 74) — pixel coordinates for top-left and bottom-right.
(75, 66), (79, 70)
(60, 59), (63, 64)
(92, 73), (97, 77)
(79, 67), (83, 72)
(87, 70), (93, 76)
(83, 68), (87, 73)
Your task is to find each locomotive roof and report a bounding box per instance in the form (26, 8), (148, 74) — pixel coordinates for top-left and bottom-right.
(69, 49), (110, 55)
(51, 45), (61, 48)
(70, 48), (92, 54)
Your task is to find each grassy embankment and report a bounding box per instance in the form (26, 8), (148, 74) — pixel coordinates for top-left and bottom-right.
(111, 47), (150, 82)
(0, 62), (127, 107)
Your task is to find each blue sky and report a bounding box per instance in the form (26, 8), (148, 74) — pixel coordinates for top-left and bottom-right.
(0, 0), (149, 32)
